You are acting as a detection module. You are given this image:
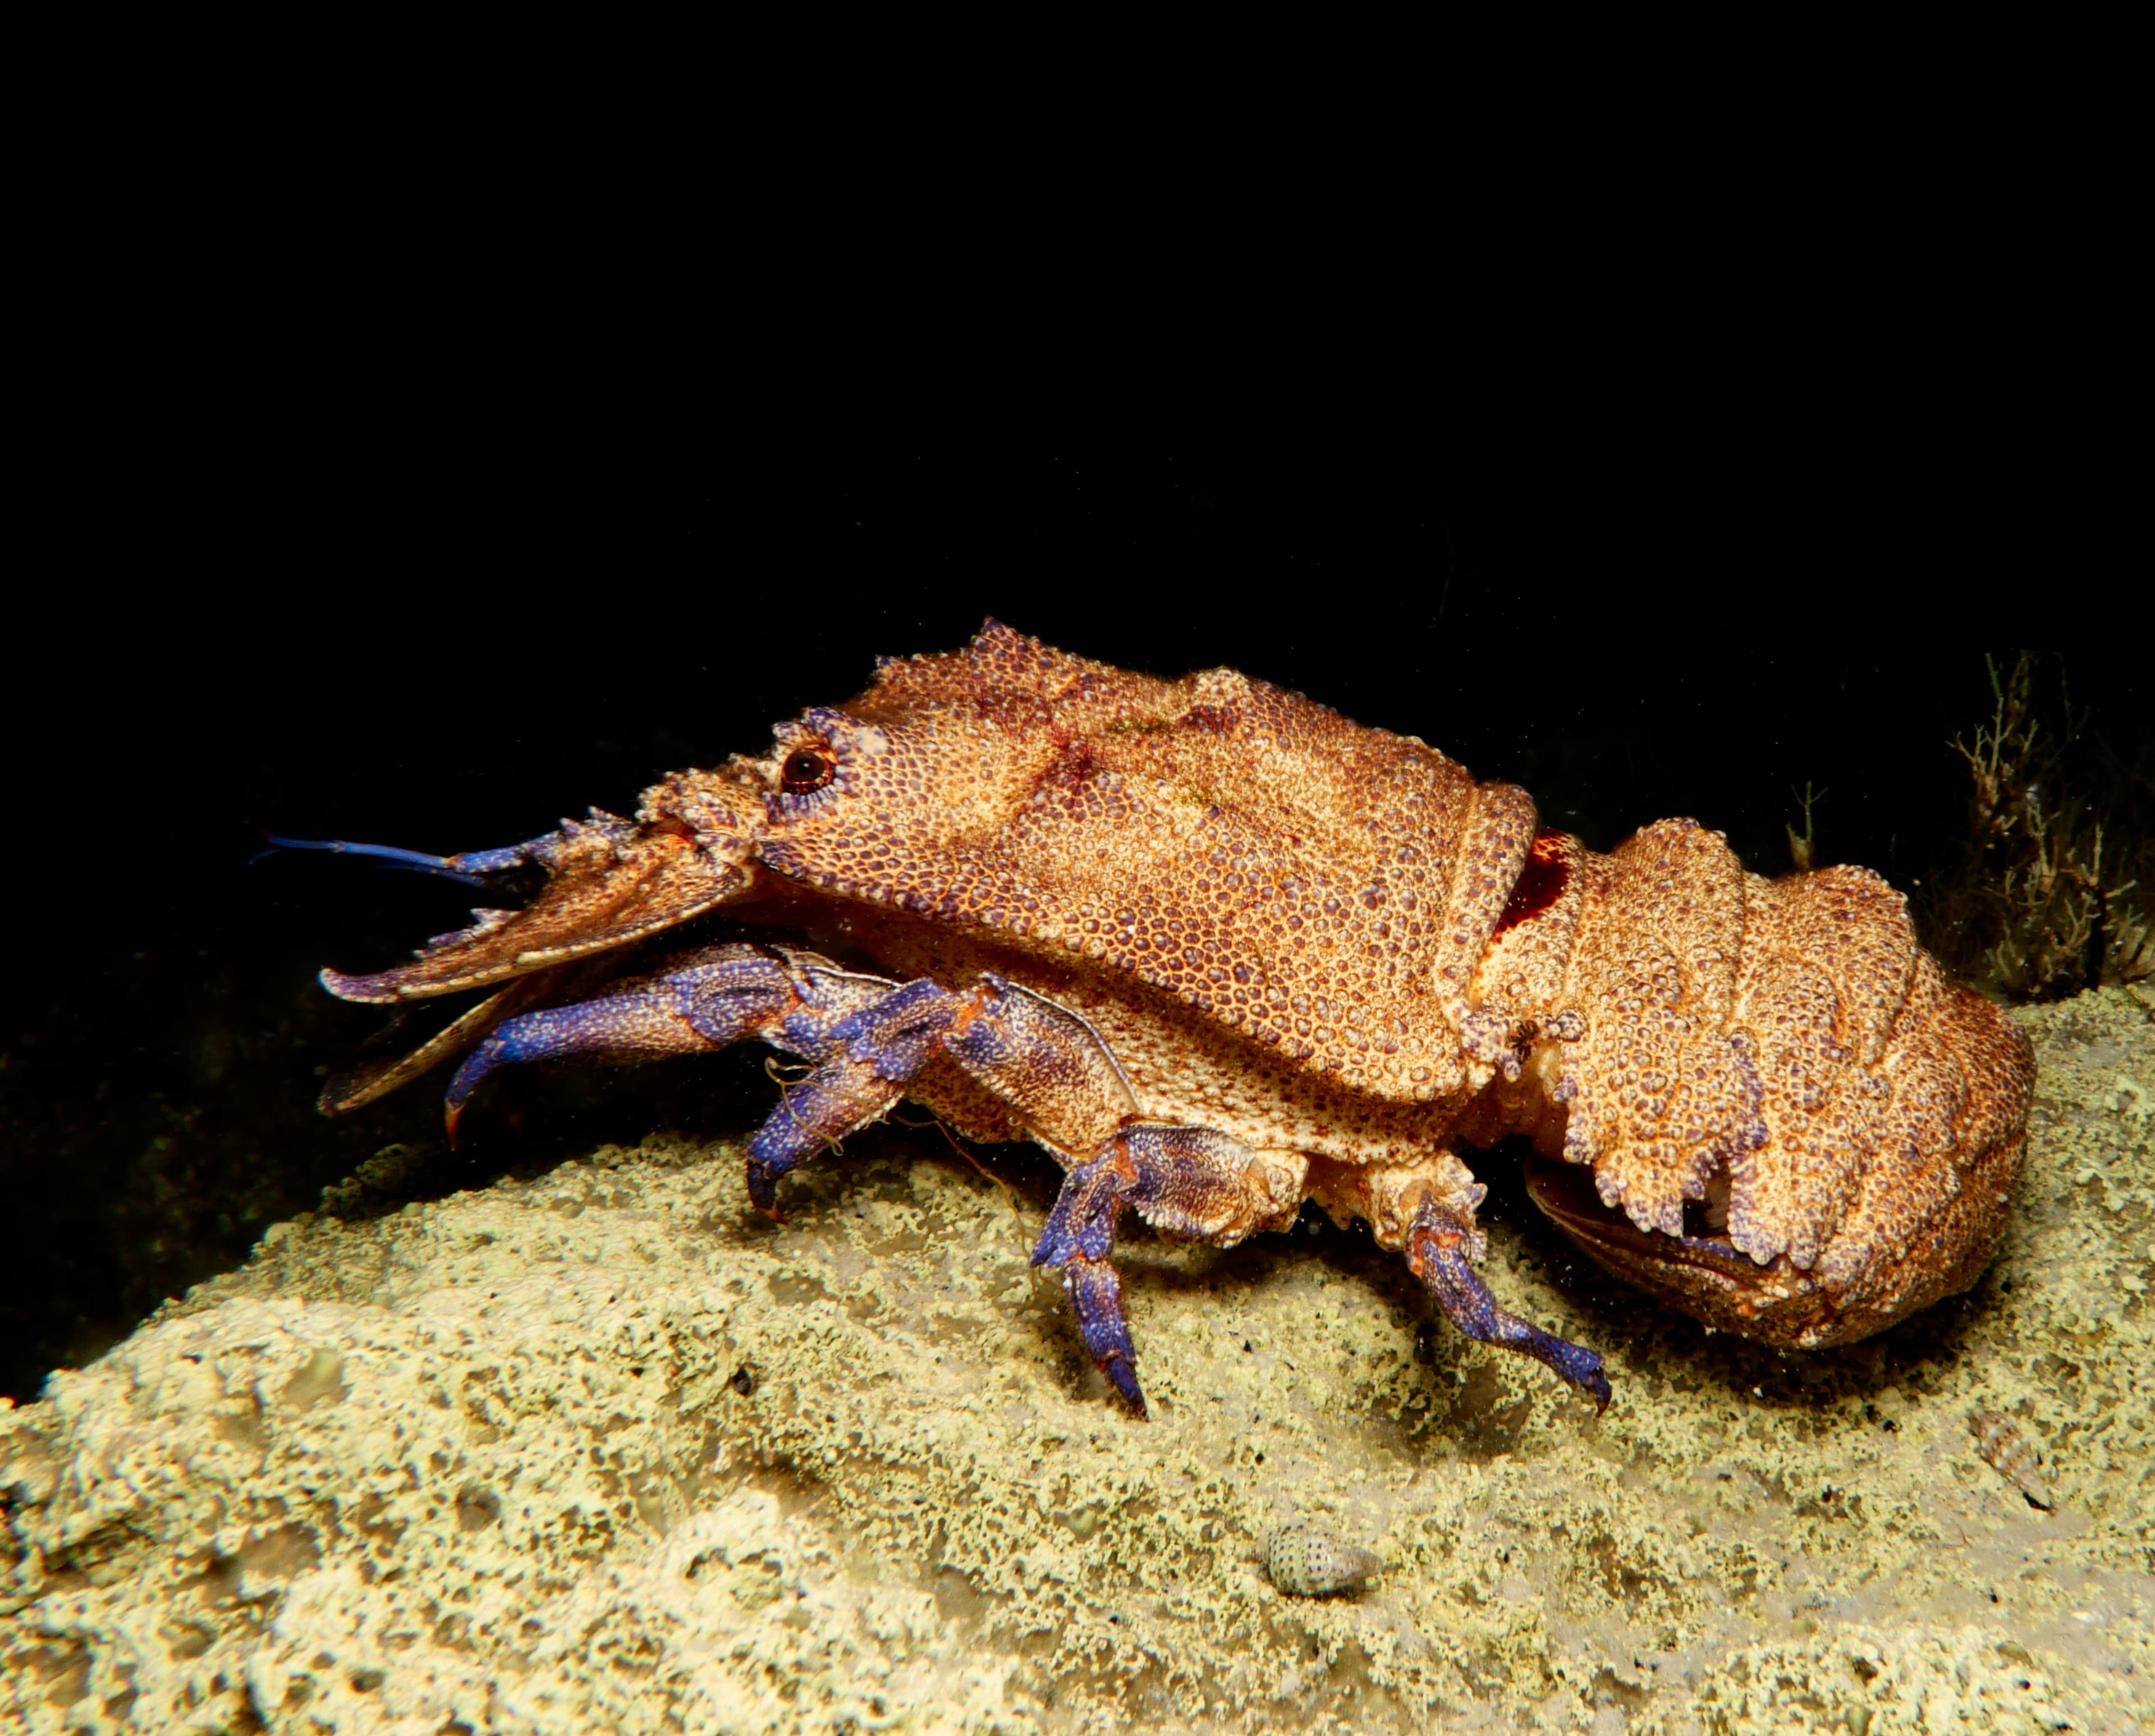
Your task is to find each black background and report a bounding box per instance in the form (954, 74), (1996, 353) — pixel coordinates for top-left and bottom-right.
(4, 370), (2143, 1400)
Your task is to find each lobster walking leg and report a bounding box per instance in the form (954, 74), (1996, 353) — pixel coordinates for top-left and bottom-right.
(1409, 1203), (1612, 1410)
(1030, 1125), (1301, 1417)
(741, 972), (1302, 1416)
(742, 978), (973, 1212)
(442, 943), (896, 1139)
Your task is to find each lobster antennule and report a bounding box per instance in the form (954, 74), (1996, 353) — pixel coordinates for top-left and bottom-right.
(254, 832), (532, 888)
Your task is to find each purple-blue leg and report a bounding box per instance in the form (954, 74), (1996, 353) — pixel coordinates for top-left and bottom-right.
(255, 830), (566, 887)
(441, 945), (892, 1141)
(744, 978), (970, 1216)
(1029, 1125), (1277, 1418)
(934, 973), (1137, 1156)
(1408, 1203), (1612, 1411)
(1031, 1153), (1146, 1413)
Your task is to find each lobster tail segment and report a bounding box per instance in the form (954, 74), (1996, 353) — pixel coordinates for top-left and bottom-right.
(1520, 826), (2037, 1349)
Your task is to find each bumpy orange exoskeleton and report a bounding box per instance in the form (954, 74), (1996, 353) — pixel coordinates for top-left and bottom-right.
(308, 624), (2035, 1416)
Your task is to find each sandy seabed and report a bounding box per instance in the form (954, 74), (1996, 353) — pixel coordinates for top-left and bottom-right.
(4, 990), (2151, 1734)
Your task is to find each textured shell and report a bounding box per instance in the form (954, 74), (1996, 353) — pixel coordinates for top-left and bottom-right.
(753, 630), (1531, 1106)
(1264, 1524), (1384, 1596)
(1969, 1408), (2053, 1509)
(1513, 822), (2035, 1348)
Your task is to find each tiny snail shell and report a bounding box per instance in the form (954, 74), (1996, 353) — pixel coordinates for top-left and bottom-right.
(1264, 1523), (1384, 1596)
(1968, 1408), (2053, 1510)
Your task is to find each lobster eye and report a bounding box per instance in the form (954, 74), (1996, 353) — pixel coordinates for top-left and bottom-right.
(781, 746), (836, 793)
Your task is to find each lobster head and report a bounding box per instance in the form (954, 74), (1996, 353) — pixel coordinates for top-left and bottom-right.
(321, 622), (1181, 1005)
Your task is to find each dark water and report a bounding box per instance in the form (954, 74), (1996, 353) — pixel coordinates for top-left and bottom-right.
(5, 443), (2144, 1401)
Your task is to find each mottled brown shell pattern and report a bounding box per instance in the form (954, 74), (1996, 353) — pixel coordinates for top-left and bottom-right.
(753, 645), (1533, 1107)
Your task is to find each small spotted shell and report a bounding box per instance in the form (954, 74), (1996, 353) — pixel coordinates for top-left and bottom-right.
(1969, 1408), (2053, 1509)
(1264, 1523), (1384, 1596)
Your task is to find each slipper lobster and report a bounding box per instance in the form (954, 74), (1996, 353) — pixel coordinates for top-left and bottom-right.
(305, 624), (2034, 1416)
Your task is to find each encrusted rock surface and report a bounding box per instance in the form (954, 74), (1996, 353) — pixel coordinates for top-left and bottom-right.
(4, 990), (2151, 1733)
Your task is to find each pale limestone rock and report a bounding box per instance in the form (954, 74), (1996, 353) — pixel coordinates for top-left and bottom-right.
(3, 990), (2152, 1733)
